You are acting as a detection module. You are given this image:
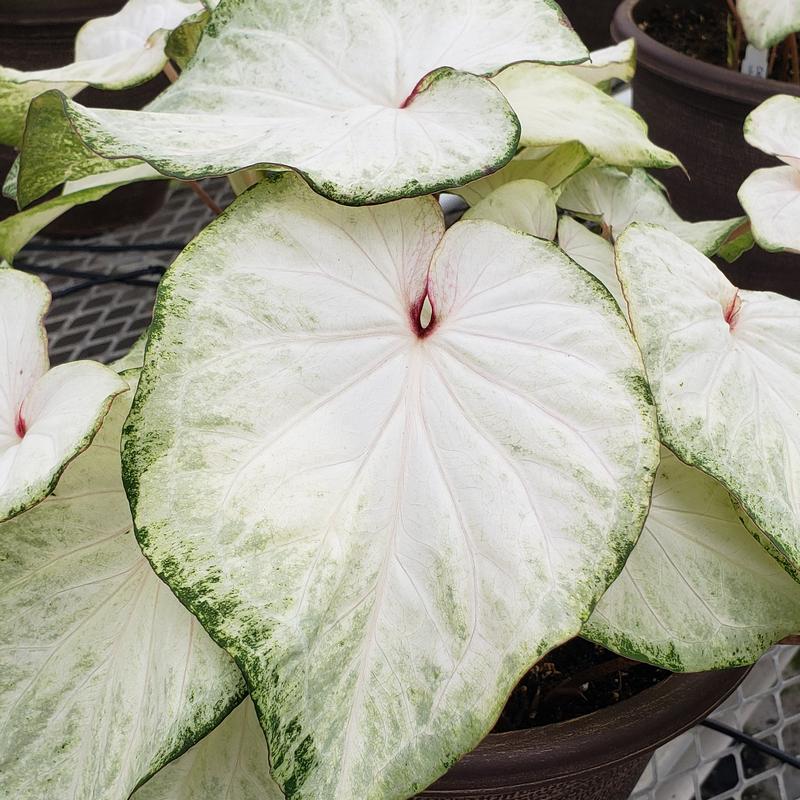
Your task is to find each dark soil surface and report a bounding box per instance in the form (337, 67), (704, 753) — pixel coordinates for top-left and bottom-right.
(493, 638), (669, 732)
(639, 0), (730, 68)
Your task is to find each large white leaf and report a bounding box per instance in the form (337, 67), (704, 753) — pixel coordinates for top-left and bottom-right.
(616, 223), (800, 574)
(16, 0), (587, 208)
(738, 0), (800, 50)
(740, 96), (800, 253)
(462, 179), (558, 239)
(557, 216), (625, 313)
(492, 64), (679, 169)
(558, 166), (745, 256)
(585, 448), (800, 671)
(0, 269), (127, 521)
(0, 376), (246, 800)
(0, 0), (202, 147)
(133, 699), (279, 800)
(123, 173), (659, 800)
(451, 142), (591, 206)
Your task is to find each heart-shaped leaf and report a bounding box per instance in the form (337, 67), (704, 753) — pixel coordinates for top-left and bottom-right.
(462, 179), (558, 239)
(492, 65), (679, 170)
(123, 173), (659, 800)
(16, 0), (588, 208)
(740, 95), (800, 253)
(616, 223), (800, 575)
(133, 699), (279, 800)
(0, 268), (128, 521)
(451, 142), (592, 206)
(585, 447), (800, 671)
(738, 0), (800, 50)
(0, 0), (202, 147)
(558, 166), (745, 256)
(0, 374), (246, 800)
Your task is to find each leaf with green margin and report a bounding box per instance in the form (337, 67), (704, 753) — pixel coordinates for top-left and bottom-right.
(616, 223), (800, 577)
(493, 65), (680, 170)
(738, 0), (800, 49)
(0, 374), (247, 800)
(564, 39), (637, 89)
(0, 268), (128, 521)
(585, 447), (800, 671)
(132, 698), (280, 800)
(744, 95), (800, 171)
(0, 0), (202, 147)
(451, 142), (591, 206)
(462, 179), (557, 239)
(16, 0), (587, 208)
(557, 165), (745, 256)
(557, 216), (626, 314)
(0, 164), (163, 263)
(122, 172), (658, 800)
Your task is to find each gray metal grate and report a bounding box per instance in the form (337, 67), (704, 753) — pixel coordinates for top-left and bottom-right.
(25, 180), (800, 800)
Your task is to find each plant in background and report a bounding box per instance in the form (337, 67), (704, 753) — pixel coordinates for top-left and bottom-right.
(1, 1), (799, 799)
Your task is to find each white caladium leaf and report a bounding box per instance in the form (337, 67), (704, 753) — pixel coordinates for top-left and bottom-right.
(565, 39), (637, 88)
(463, 179), (558, 239)
(492, 65), (679, 170)
(0, 0), (202, 147)
(133, 699), (279, 800)
(16, 0), (587, 208)
(740, 96), (800, 253)
(558, 166), (745, 256)
(616, 223), (800, 573)
(585, 448), (800, 671)
(557, 216), (625, 313)
(0, 375), (247, 800)
(0, 269), (127, 521)
(0, 164), (162, 263)
(738, 0), (800, 50)
(123, 174), (659, 800)
(452, 142), (591, 206)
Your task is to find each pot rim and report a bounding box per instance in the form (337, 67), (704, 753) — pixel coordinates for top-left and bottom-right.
(612, 0), (800, 104)
(422, 665), (748, 794)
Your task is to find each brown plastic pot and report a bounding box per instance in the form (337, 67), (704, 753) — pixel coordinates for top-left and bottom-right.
(0, 0), (169, 237)
(558, 0), (620, 51)
(414, 664), (748, 799)
(612, 0), (800, 299)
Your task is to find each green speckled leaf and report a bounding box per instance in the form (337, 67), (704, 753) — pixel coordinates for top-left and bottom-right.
(738, 0), (800, 49)
(585, 447), (800, 671)
(740, 96), (800, 254)
(0, 377), (246, 800)
(616, 223), (800, 575)
(558, 166), (745, 256)
(123, 173), (658, 800)
(463, 179), (558, 239)
(0, 0), (201, 146)
(452, 142), (591, 206)
(16, 0), (588, 207)
(0, 269), (127, 521)
(133, 699), (279, 800)
(0, 165), (162, 263)
(492, 64), (679, 169)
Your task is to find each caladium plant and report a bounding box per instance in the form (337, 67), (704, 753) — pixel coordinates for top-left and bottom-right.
(3, 1), (800, 799)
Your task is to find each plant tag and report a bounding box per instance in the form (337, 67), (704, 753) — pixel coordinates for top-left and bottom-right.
(742, 45), (769, 78)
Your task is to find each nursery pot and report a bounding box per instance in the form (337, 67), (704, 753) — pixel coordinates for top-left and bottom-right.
(611, 0), (800, 299)
(0, 0), (169, 237)
(415, 665), (748, 799)
(558, 0), (620, 51)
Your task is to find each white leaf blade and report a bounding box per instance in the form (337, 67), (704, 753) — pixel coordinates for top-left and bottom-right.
(565, 39), (637, 87)
(493, 64), (679, 169)
(124, 174), (659, 800)
(463, 179), (558, 239)
(0, 379), (246, 800)
(616, 223), (800, 573)
(586, 448), (800, 671)
(744, 95), (800, 170)
(738, 0), (800, 50)
(739, 166), (800, 254)
(0, 270), (127, 521)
